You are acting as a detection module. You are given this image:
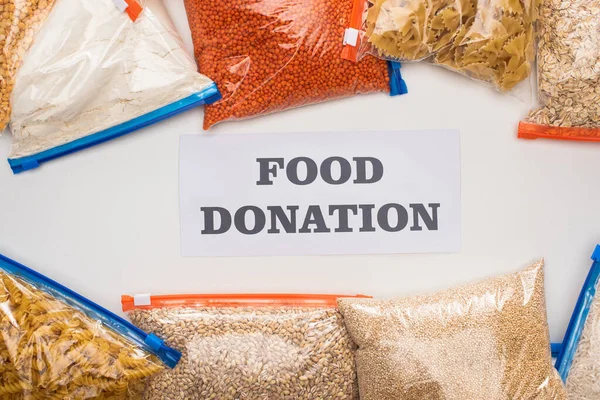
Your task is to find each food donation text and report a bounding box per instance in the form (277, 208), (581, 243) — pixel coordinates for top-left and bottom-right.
(199, 157), (441, 235)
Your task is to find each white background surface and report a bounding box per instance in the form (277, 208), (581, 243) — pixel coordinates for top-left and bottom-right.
(0, 0), (599, 342)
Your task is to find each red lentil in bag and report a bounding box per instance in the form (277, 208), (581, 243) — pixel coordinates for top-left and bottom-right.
(184, 0), (406, 129)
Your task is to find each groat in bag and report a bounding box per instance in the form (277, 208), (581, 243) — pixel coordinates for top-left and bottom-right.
(183, 0), (407, 130)
(555, 245), (600, 399)
(518, 0), (600, 142)
(342, 0), (538, 92)
(122, 293), (370, 400)
(0, 253), (181, 399)
(6, 0), (221, 174)
(0, 0), (58, 131)
(338, 260), (568, 400)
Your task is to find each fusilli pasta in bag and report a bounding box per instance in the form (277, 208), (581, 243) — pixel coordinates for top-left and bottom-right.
(342, 0), (538, 92)
(0, 253), (181, 399)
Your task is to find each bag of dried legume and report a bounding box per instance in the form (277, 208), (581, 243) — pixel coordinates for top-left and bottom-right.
(183, 0), (407, 129)
(122, 293), (370, 400)
(0, 0), (59, 132)
(341, 0), (539, 92)
(555, 245), (600, 399)
(338, 260), (568, 400)
(5, 0), (221, 174)
(518, 0), (600, 141)
(0, 252), (181, 399)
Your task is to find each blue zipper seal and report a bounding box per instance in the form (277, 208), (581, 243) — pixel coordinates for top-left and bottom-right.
(387, 61), (408, 96)
(551, 342), (562, 358)
(8, 83), (222, 174)
(0, 252), (182, 368)
(555, 244), (600, 382)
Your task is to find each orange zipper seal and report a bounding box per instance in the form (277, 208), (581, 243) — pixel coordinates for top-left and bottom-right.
(122, 293), (371, 312)
(124, 0), (143, 22)
(518, 122), (600, 142)
(341, 0), (368, 62)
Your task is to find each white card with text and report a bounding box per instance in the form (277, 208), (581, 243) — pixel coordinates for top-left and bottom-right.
(180, 131), (461, 257)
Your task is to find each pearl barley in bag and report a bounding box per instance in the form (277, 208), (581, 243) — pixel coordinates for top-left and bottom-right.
(123, 294), (369, 400)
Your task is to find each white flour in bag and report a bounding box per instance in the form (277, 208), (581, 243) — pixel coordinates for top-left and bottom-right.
(8, 0), (215, 160)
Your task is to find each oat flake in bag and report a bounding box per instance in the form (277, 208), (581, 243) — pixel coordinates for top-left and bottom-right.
(518, 0), (600, 141)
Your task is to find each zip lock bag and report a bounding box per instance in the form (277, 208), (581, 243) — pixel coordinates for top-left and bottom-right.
(5, 0), (221, 174)
(341, 0), (538, 93)
(518, 0), (600, 142)
(0, 253), (181, 399)
(123, 293), (371, 400)
(183, 0), (408, 129)
(555, 245), (600, 399)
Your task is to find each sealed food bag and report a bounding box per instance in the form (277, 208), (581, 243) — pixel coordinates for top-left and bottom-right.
(518, 0), (600, 141)
(555, 245), (600, 399)
(342, 0), (538, 92)
(122, 293), (370, 399)
(338, 260), (568, 400)
(6, 0), (221, 174)
(0, 253), (181, 398)
(183, 0), (407, 129)
(0, 0), (58, 131)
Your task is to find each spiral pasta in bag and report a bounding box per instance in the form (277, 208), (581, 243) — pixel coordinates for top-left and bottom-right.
(6, 0), (221, 174)
(0, 253), (181, 399)
(123, 293), (369, 400)
(342, 0), (538, 92)
(184, 0), (407, 129)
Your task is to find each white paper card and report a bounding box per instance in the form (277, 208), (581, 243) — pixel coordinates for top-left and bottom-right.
(180, 130), (461, 257)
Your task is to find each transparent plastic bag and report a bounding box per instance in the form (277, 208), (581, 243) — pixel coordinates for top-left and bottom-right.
(123, 293), (369, 400)
(0, 0), (58, 132)
(183, 0), (407, 130)
(556, 245), (600, 399)
(338, 260), (568, 400)
(518, 0), (600, 142)
(0, 252), (181, 399)
(6, 0), (221, 174)
(342, 0), (538, 92)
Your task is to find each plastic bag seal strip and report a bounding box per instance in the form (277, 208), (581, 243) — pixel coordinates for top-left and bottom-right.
(7, 88), (221, 174)
(0, 252), (182, 368)
(555, 244), (600, 381)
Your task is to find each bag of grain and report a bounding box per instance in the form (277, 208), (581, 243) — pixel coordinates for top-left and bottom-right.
(0, 252), (180, 398)
(555, 245), (600, 399)
(183, 0), (407, 129)
(122, 293), (369, 400)
(338, 260), (568, 400)
(5, 0), (221, 174)
(518, 0), (600, 141)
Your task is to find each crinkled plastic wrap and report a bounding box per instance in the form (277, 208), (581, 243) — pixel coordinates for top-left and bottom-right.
(123, 294), (366, 400)
(338, 260), (568, 400)
(6, 0), (220, 173)
(0, 0), (58, 131)
(556, 246), (600, 399)
(0, 253), (180, 399)
(183, 0), (406, 130)
(342, 0), (538, 92)
(518, 0), (600, 142)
